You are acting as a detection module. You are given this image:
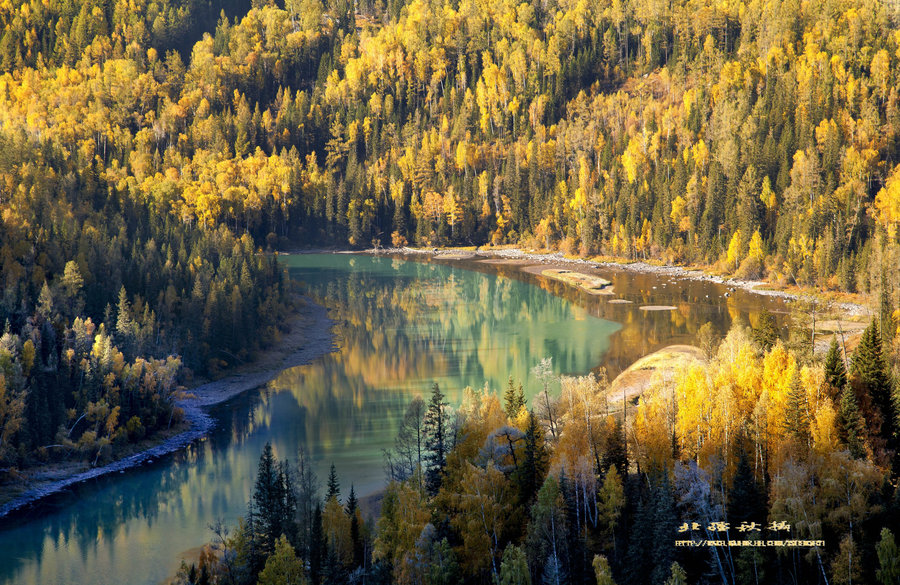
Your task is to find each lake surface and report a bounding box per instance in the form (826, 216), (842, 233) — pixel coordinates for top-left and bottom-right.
(0, 253), (787, 585)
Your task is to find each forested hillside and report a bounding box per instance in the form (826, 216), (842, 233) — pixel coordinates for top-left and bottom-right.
(5, 0), (900, 295)
(0, 0), (299, 469)
(2, 0), (900, 582)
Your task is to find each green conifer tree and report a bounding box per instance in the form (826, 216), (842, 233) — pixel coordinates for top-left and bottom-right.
(309, 504), (325, 585)
(783, 369), (810, 448)
(824, 336), (848, 394)
(423, 383), (449, 495)
(326, 463), (340, 502)
(516, 411), (549, 508)
(838, 385), (867, 459)
(664, 562), (687, 585)
(345, 484), (363, 567)
(252, 443), (298, 556)
(851, 320), (897, 456)
(751, 309), (779, 351)
(504, 375), (526, 420)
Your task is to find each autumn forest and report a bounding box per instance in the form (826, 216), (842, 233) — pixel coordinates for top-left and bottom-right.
(1, 0), (900, 583)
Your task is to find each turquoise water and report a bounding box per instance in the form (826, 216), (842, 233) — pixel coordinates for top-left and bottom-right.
(0, 253), (622, 585)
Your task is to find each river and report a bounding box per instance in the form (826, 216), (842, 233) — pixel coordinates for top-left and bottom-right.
(0, 253), (787, 585)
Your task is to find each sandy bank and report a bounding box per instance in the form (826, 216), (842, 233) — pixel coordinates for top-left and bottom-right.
(606, 344), (705, 409)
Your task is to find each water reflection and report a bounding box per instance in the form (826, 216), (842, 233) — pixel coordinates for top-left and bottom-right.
(422, 256), (788, 376)
(0, 254), (789, 585)
(0, 253), (622, 585)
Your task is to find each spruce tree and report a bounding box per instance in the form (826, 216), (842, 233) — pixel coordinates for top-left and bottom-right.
(560, 470), (587, 584)
(602, 418), (628, 477)
(423, 383), (449, 495)
(824, 336), (847, 394)
(516, 411), (549, 508)
(309, 504), (325, 585)
(650, 473), (677, 585)
(751, 309), (779, 351)
(504, 375), (526, 420)
(425, 537), (461, 585)
(345, 484), (358, 515)
(252, 443), (297, 556)
(664, 562), (687, 585)
(326, 463), (340, 502)
(526, 476), (569, 585)
(541, 551), (567, 585)
(625, 489), (653, 585)
(499, 545), (532, 585)
(346, 485), (363, 568)
(728, 442), (767, 584)
(839, 385), (867, 459)
(37, 281), (54, 318)
(851, 320), (897, 454)
(322, 539), (345, 585)
(783, 369), (810, 448)
(727, 443), (765, 525)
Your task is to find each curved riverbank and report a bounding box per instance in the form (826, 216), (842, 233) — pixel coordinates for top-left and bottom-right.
(376, 246), (871, 318)
(0, 297), (337, 520)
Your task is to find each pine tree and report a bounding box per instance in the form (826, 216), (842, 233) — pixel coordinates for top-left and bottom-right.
(824, 336), (847, 395)
(252, 443), (298, 556)
(783, 369), (810, 448)
(751, 309), (779, 351)
(516, 411), (549, 508)
(650, 473), (677, 585)
(727, 443), (765, 525)
(423, 383), (449, 495)
(504, 375), (526, 420)
(851, 320), (897, 454)
(310, 504), (325, 585)
(838, 385), (867, 459)
(603, 417), (628, 477)
(346, 484), (363, 568)
(326, 463), (340, 502)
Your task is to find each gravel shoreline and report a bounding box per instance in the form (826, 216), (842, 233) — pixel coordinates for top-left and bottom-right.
(379, 246), (870, 318)
(0, 297), (337, 520)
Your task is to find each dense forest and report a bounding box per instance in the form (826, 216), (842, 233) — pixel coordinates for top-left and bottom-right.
(1, 0), (900, 582)
(176, 320), (900, 585)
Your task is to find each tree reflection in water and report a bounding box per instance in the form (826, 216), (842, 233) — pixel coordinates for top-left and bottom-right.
(0, 253), (788, 585)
